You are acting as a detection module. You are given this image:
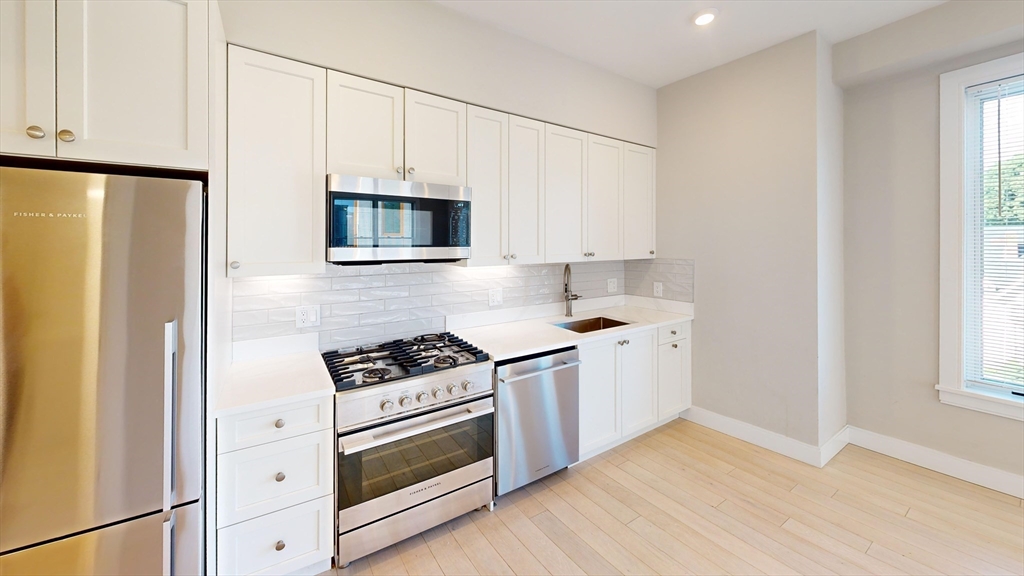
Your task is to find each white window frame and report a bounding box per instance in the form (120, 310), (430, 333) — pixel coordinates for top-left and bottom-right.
(938, 53), (1024, 421)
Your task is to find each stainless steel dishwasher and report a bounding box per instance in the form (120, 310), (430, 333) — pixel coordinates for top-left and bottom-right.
(495, 347), (580, 495)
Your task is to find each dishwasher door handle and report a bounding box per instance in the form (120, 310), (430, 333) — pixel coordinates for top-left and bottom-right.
(499, 360), (581, 385)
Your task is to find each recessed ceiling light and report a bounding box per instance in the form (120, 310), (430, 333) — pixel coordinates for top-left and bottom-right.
(693, 9), (719, 26)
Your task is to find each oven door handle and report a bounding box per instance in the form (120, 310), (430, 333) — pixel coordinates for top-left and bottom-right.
(498, 360), (581, 385)
(340, 403), (494, 455)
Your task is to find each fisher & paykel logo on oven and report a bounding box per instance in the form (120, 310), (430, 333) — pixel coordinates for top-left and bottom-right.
(409, 482), (442, 496)
(12, 211), (86, 219)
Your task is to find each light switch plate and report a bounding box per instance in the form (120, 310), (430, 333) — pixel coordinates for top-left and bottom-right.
(607, 278), (617, 293)
(488, 288), (503, 307)
(295, 305), (321, 327)
(653, 282), (664, 297)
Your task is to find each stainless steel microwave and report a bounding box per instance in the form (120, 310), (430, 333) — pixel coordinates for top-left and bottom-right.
(327, 175), (471, 264)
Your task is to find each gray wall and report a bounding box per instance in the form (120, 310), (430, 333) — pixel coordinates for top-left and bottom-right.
(844, 42), (1024, 475)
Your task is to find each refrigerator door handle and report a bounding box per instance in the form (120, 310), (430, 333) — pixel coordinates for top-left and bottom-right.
(163, 320), (178, 512)
(162, 510), (175, 576)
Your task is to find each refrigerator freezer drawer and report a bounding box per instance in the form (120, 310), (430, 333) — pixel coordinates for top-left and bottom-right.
(217, 428), (334, 527)
(217, 495), (333, 576)
(217, 396), (333, 454)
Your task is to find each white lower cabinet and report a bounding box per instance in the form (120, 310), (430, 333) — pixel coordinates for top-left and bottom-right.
(658, 325), (692, 419)
(217, 495), (333, 576)
(620, 330), (657, 435)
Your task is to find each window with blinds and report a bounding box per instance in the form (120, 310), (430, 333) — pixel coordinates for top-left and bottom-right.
(963, 75), (1024, 392)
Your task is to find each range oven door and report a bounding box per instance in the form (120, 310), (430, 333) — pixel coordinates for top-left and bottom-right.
(337, 397), (493, 534)
(328, 174), (471, 263)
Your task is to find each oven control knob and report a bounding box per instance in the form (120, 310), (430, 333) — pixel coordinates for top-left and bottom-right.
(399, 395), (412, 408)
(432, 387), (444, 400)
(447, 383), (459, 396)
(461, 380), (474, 392)
(379, 399), (394, 413)
(416, 392), (429, 403)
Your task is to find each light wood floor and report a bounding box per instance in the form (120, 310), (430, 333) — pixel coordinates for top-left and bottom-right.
(322, 419), (1024, 576)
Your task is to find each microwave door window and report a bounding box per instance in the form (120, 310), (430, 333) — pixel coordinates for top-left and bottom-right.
(330, 193), (470, 249)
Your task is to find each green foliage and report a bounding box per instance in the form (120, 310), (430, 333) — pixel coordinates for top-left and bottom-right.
(984, 153), (1024, 224)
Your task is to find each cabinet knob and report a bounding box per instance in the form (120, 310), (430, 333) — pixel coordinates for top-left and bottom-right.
(275, 472), (286, 482)
(274, 418), (285, 428)
(57, 129), (76, 142)
(650, 250), (655, 255)
(275, 541), (286, 552)
(503, 255), (510, 260)
(625, 339), (630, 345)
(510, 254), (517, 259)
(396, 166), (403, 174)
(230, 261), (241, 270)
(672, 343), (678, 349)
(671, 330), (677, 335)
(407, 167), (416, 175)
(25, 125), (45, 139)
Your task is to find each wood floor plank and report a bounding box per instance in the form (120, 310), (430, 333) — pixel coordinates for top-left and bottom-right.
(494, 501), (587, 575)
(337, 558), (372, 576)
(617, 445), (726, 507)
(625, 515), (729, 576)
(780, 518), (907, 576)
(446, 514), (516, 576)
(530, 511), (623, 575)
(396, 534), (445, 576)
(657, 425), (801, 492)
(865, 542), (945, 576)
(469, 508), (551, 575)
(905, 506), (1024, 555)
(555, 468), (640, 524)
(365, 545), (410, 576)
(420, 524), (480, 576)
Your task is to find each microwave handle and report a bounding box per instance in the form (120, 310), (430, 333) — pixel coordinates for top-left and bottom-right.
(340, 403), (494, 455)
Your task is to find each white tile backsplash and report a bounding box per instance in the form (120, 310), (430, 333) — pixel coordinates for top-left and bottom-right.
(624, 258), (695, 302)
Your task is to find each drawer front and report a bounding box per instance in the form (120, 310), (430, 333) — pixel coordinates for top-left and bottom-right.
(658, 322), (690, 345)
(218, 396), (333, 453)
(217, 429), (334, 527)
(217, 495), (333, 576)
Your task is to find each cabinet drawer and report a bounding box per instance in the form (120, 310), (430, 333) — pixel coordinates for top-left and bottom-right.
(217, 429), (334, 527)
(218, 396), (333, 454)
(658, 322), (690, 345)
(217, 495), (333, 576)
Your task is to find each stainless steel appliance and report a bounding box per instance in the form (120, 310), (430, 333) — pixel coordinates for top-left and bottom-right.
(328, 175), (471, 264)
(495, 347), (580, 495)
(326, 333), (494, 567)
(0, 166), (203, 575)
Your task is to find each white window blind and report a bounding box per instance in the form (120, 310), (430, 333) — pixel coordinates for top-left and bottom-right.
(964, 75), (1024, 392)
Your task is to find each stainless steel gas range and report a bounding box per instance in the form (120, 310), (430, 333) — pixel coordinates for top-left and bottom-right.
(324, 333), (495, 568)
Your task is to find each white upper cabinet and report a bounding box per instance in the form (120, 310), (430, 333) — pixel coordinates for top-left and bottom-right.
(404, 89), (467, 186)
(623, 144), (656, 260)
(586, 135), (624, 261)
(507, 115), (546, 265)
(467, 106), (509, 267)
(55, 0), (208, 169)
(545, 125), (588, 263)
(327, 71), (404, 180)
(227, 46), (326, 277)
(0, 0), (55, 157)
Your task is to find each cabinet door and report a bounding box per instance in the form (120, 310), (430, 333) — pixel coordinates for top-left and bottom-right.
(227, 46), (326, 277)
(55, 0), (208, 169)
(624, 144), (656, 260)
(620, 330), (657, 435)
(404, 89), (467, 186)
(579, 338), (620, 454)
(327, 71), (404, 180)
(0, 0), (55, 157)
(507, 115), (546, 264)
(658, 337), (691, 419)
(545, 125), (588, 263)
(586, 135), (624, 261)
(467, 105), (509, 267)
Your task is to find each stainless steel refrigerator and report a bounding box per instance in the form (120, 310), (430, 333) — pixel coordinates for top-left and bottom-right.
(0, 166), (203, 575)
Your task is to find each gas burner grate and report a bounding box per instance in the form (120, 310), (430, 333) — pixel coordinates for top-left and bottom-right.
(434, 355), (458, 367)
(362, 367), (392, 382)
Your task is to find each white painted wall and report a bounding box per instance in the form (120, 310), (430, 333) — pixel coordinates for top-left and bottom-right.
(844, 42), (1024, 475)
(657, 33), (822, 445)
(816, 37), (846, 445)
(217, 0), (656, 147)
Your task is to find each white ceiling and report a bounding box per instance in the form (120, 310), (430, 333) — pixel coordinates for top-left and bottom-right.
(435, 0), (945, 88)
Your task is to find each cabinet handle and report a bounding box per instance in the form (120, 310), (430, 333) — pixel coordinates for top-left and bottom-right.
(625, 339), (630, 345)
(650, 250), (655, 255)
(275, 541), (286, 552)
(672, 343), (679, 348)
(57, 129), (76, 142)
(671, 330), (677, 335)
(25, 125), (45, 139)
(396, 166), (403, 174)
(503, 255), (510, 260)
(275, 472), (286, 482)
(274, 418), (285, 428)
(510, 254), (517, 259)
(407, 167), (416, 175)
(229, 261), (241, 270)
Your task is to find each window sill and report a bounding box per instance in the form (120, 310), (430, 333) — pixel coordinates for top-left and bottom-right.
(935, 385), (1024, 421)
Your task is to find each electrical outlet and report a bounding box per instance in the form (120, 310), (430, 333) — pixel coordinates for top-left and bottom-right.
(653, 282), (664, 297)
(488, 288), (503, 307)
(607, 278), (617, 293)
(295, 305), (321, 328)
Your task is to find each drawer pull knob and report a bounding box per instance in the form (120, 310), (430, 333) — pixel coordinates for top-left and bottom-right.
(274, 419), (285, 429)
(671, 330), (677, 335)
(672, 343), (678, 349)
(275, 540), (286, 552)
(275, 472), (286, 482)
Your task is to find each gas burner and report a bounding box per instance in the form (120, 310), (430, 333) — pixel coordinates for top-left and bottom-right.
(413, 334), (447, 344)
(362, 368), (392, 382)
(434, 355), (458, 367)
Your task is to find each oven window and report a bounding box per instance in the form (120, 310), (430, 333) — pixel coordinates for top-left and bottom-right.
(337, 413), (493, 511)
(329, 192), (470, 249)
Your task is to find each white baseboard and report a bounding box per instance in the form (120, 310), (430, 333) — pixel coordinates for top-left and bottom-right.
(681, 406), (825, 467)
(847, 426), (1024, 499)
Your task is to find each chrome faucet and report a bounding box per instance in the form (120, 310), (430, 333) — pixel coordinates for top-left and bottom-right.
(563, 263), (581, 317)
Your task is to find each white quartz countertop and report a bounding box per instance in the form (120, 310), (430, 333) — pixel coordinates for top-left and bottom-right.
(216, 351), (334, 417)
(458, 305), (693, 361)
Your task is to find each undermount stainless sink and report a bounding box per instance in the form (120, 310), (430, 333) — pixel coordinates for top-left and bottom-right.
(553, 316), (630, 333)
